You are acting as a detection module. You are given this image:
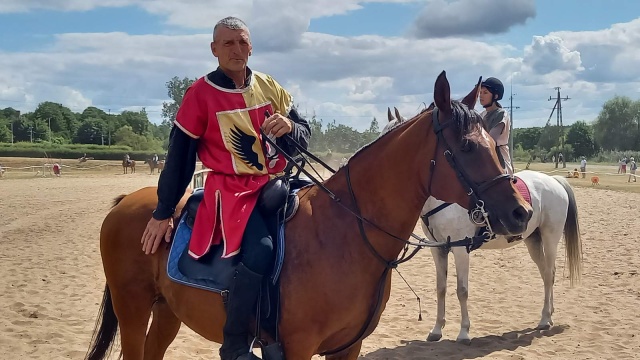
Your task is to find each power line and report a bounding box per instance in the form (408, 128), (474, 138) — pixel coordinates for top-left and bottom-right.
(547, 87), (570, 169)
(504, 78), (520, 171)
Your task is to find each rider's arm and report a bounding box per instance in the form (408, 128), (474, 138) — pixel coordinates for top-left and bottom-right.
(278, 106), (311, 156)
(153, 84), (205, 220)
(489, 122), (505, 142)
(152, 126), (198, 220)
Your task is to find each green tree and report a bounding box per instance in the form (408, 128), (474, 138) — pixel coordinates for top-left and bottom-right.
(74, 118), (105, 145)
(120, 109), (149, 135)
(161, 76), (197, 126)
(537, 125), (562, 151)
(80, 106), (107, 121)
(362, 117), (380, 145)
(513, 127), (543, 150)
(32, 101), (78, 140)
(593, 96), (639, 150)
(566, 121), (598, 159)
(0, 107), (20, 121)
(307, 115), (325, 152)
(0, 118), (11, 142)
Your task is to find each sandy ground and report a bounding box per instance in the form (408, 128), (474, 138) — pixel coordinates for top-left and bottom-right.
(0, 169), (639, 359)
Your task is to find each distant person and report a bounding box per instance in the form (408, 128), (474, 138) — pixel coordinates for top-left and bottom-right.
(52, 163), (61, 177)
(580, 156), (587, 178)
(629, 157), (637, 182)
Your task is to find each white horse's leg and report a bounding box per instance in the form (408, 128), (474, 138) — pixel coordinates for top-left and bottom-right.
(427, 247), (449, 342)
(524, 230), (557, 329)
(452, 247), (472, 344)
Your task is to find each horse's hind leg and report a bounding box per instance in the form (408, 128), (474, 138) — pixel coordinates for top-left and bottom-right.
(110, 285), (155, 359)
(427, 247), (449, 342)
(524, 229), (557, 330)
(325, 341), (362, 360)
(143, 299), (182, 360)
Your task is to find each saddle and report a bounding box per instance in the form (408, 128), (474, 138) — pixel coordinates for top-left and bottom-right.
(167, 174), (313, 352)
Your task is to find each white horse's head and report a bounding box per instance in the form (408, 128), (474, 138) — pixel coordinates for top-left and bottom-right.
(381, 107), (407, 135)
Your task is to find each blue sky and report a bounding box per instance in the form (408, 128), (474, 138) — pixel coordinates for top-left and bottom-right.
(1, 0), (640, 130)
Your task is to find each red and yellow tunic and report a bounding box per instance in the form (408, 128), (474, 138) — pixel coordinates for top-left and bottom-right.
(174, 71), (292, 259)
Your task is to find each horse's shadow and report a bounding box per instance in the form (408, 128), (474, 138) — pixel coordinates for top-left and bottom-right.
(359, 325), (568, 360)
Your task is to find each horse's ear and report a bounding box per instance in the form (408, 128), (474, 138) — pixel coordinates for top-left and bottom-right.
(434, 70), (452, 115)
(387, 107), (394, 122)
(394, 107), (405, 123)
(461, 76), (482, 109)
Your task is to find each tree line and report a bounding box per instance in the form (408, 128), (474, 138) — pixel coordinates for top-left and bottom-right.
(1, 75), (639, 163)
(0, 104), (169, 152)
(513, 95), (640, 163)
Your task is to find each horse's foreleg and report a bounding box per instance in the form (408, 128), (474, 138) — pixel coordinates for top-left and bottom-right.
(427, 247), (448, 342)
(143, 300), (182, 360)
(525, 231), (555, 330)
(280, 334), (318, 360)
(452, 248), (471, 345)
(540, 229), (560, 329)
(325, 341), (362, 360)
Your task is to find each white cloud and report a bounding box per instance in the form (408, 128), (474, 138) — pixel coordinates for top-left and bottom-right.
(522, 35), (583, 75)
(0, 0), (424, 51)
(1, 3), (640, 132)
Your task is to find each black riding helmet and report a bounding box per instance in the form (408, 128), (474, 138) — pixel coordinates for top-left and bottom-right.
(481, 77), (504, 107)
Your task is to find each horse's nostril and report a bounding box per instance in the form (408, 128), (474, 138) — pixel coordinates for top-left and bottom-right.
(512, 206), (532, 223)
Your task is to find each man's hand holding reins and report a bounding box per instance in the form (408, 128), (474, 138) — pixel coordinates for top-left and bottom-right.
(262, 113), (292, 137)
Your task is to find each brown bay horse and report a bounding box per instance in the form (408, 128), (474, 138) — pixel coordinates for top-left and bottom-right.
(144, 158), (164, 174)
(85, 71), (532, 360)
(122, 159), (136, 174)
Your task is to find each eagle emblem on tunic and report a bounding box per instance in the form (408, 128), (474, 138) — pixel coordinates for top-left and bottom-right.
(229, 125), (263, 171)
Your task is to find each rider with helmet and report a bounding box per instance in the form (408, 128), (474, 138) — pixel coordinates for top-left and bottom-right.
(478, 77), (513, 175)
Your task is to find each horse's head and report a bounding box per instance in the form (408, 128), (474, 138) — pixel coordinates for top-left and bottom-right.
(425, 71), (531, 235)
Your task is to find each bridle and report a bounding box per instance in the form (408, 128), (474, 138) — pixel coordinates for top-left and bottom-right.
(260, 105), (515, 356)
(429, 106), (514, 234)
(262, 105), (513, 266)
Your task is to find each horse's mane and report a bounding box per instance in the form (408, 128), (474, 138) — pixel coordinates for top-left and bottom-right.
(450, 100), (484, 141)
(340, 100), (483, 166)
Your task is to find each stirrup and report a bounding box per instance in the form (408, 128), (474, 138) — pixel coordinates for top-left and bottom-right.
(237, 353), (261, 360)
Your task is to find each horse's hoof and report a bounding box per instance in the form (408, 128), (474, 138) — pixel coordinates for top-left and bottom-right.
(426, 332), (442, 342)
(536, 324), (551, 330)
(456, 338), (472, 346)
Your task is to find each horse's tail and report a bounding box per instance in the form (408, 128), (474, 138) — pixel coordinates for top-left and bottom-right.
(111, 194), (127, 209)
(85, 284), (119, 360)
(552, 175), (583, 287)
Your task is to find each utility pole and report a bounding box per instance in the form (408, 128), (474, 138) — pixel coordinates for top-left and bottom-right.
(108, 108), (111, 147)
(504, 78), (519, 172)
(548, 87), (570, 168)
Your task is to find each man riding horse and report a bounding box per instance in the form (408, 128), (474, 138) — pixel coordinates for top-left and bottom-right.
(140, 16), (311, 360)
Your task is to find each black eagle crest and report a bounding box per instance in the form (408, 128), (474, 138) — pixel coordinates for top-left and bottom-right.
(229, 125), (263, 171)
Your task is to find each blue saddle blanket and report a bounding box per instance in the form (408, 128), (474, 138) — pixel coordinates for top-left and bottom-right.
(166, 182), (310, 294)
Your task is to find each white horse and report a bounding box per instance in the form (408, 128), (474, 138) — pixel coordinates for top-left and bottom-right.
(384, 107), (583, 344)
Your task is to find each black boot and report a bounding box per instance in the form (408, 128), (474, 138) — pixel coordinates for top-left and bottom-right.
(219, 262), (263, 360)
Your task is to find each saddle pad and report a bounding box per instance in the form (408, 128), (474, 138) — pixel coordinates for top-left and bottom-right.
(513, 176), (532, 206)
(167, 213), (287, 293)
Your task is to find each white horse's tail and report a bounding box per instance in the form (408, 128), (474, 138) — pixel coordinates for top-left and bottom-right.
(552, 175), (583, 287)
